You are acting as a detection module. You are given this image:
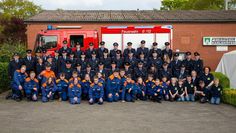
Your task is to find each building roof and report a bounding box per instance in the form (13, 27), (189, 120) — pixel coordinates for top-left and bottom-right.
(25, 10), (236, 23)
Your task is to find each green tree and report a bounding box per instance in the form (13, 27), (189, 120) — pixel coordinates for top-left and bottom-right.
(160, 0), (230, 10)
(0, 0), (42, 20)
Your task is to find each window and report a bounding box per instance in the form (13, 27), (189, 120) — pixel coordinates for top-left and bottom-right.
(40, 35), (58, 49)
(70, 35), (84, 48)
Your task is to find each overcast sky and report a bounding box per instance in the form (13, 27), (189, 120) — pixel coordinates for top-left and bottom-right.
(31, 0), (162, 10)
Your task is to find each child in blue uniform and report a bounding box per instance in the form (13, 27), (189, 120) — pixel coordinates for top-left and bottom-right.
(24, 71), (39, 101)
(68, 78), (82, 104)
(89, 76), (104, 105)
(81, 74), (92, 100)
(56, 73), (69, 101)
(146, 74), (155, 99)
(119, 69), (127, 100)
(122, 74), (137, 102)
(41, 77), (57, 102)
(136, 77), (147, 101)
(151, 79), (163, 103)
(210, 78), (222, 105)
(106, 69), (121, 102)
(161, 76), (169, 100)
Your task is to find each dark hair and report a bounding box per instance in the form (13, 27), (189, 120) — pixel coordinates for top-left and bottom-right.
(203, 66), (211, 72)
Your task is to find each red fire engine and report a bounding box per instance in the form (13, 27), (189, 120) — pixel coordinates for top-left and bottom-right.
(34, 25), (172, 55)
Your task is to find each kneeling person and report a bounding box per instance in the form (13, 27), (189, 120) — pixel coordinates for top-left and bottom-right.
(24, 71), (39, 101)
(122, 75), (137, 102)
(41, 77), (57, 102)
(68, 78), (82, 104)
(151, 79), (163, 103)
(89, 76), (104, 105)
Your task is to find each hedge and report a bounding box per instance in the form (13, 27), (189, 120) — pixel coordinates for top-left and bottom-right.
(0, 62), (10, 93)
(223, 88), (236, 106)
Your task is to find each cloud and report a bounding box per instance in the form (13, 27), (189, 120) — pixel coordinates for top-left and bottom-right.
(31, 0), (161, 10)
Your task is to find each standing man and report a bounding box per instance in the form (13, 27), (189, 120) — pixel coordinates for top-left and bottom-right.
(97, 41), (108, 58)
(182, 51), (194, 74)
(136, 40), (149, 58)
(58, 41), (72, 56)
(86, 42), (97, 59)
(110, 42), (120, 58)
(123, 42), (136, 58)
(149, 42), (162, 58)
(23, 49), (36, 74)
(8, 53), (22, 79)
(162, 42), (172, 59)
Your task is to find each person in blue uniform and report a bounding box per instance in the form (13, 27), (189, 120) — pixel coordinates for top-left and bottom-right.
(8, 53), (22, 79)
(81, 74), (92, 100)
(119, 69), (127, 100)
(82, 64), (95, 80)
(161, 76), (170, 100)
(58, 50), (69, 72)
(151, 78), (163, 103)
(168, 77), (179, 102)
(124, 50), (137, 70)
(88, 51), (99, 70)
(106, 61), (117, 77)
(23, 49), (36, 74)
(76, 51), (87, 71)
(62, 60), (73, 80)
(58, 42), (72, 56)
(68, 77), (82, 104)
(122, 74), (137, 102)
(137, 51), (148, 68)
(106, 69), (121, 102)
(74, 42), (82, 59)
(159, 63), (172, 80)
(145, 74), (155, 99)
(41, 77), (57, 102)
(182, 51), (194, 74)
(162, 42), (172, 59)
(136, 40), (149, 58)
(148, 50), (163, 70)
(89, 76), (104, 105)
(184, 75), (196, 102)
(134, 61), (147, 81)
(110, 42), (120, 58)
(210, 78), (222, 105)
(36, 58), (45, 76)
(97, 41), (109, 59)
(136, 77), (147, 101)
(24, 71), (39, 101)
(86, 42), (97, 59)
(95, 62), (107, 79)
(113, 50), (124, 69)
(124, 62), (133, 77)
(56, 73), (69, 101)
(169, 53), (182, 75)
(75, 63), (83, 79)
(149, 42), (162, 58)
(174, 64), (188, 80)
(100, 49), (111, 69)
(10, 65), (27, 101)
(193, 52), (203, 75)
(123, 42), (136, 58)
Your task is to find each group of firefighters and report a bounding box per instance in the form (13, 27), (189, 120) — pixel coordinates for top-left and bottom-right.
(7, 40), (222, 105)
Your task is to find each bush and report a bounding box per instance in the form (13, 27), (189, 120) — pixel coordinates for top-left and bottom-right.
(222, 88), (236, 106)
(211, 72), (230, 89)
(0, 42), (26, 62)
(0, 62), (10, 93)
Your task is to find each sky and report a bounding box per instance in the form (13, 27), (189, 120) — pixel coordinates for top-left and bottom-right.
(30, 0), (162, 10)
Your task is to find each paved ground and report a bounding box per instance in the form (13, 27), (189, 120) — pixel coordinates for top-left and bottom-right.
(0, 92), (235, 133)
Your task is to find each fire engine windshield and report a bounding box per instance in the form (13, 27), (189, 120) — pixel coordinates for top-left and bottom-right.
(39, 35), (58, 49)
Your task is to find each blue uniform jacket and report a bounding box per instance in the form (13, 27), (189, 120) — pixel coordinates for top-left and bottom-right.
(24, 78), (39, 92)
(89, 83), (104, 99)
(68, 83), (82, 98)
(106, 75), (121, 94)
(12, 70), (27, 89)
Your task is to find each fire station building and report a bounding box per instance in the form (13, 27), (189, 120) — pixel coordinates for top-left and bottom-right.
(24, 10), (236, 70)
